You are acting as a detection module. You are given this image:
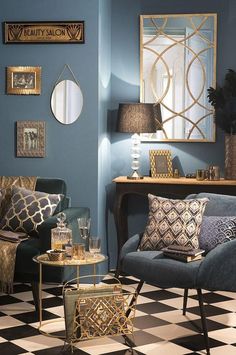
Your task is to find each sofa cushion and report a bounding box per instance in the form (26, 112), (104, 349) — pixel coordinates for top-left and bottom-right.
(121, 250), (202, 289)
(0, 186), (63, 235)
(0, 176), (37, 218)
(36, 178), (68, 213)
(14, 237), (40, 276)
(140, 194), (208, 251)
(186, 192), (236, 216)
(199, 216), (236, 252)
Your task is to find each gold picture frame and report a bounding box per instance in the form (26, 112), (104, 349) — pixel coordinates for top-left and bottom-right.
(150, 150), (173, 178)
(16, 121), (45, 157)
(7, 66), (41, 95)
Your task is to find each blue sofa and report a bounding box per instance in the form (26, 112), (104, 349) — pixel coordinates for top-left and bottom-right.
(119, 192), (236, 355)
(11, 178), (89, 311)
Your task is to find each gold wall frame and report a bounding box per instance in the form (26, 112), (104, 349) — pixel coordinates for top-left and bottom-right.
(7, 66), (41, 95)
(150, 149), (173, 178)
(140, 14), (217, 142)
(4, 21), (84, 44)
(16, 121), (45, 157)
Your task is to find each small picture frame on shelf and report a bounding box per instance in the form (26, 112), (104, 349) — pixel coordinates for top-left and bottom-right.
(16, 120), (45, 157)
(7, 66), (41, 95)
(149, 150), (173, 178)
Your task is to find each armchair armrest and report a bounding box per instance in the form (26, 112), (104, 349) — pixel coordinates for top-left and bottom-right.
(38, 207), (90, 253)
(119, 233), (142, 261)
(197, 239), (236, 292)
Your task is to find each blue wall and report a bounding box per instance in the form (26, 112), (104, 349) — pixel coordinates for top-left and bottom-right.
(0, 0), (101, 236)
(111, 0), (228, 180)
(108, 0), (236, 267)
(98, 0), (111, 271)
(1, 0), (236, 269)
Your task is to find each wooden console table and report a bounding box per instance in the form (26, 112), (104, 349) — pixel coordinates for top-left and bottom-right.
(113, 176), (236, 261)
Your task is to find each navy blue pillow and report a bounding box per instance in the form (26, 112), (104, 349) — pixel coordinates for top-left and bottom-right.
(199, 216), (236, 253)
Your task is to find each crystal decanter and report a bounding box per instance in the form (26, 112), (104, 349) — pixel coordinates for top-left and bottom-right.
(51, 212), (72, 252)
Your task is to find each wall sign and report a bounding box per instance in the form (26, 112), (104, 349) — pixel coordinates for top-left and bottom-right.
(4, 21), (85, 43)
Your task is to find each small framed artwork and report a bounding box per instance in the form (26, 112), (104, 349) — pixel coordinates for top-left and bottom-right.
(149, 150), (173, 178)
(16, 121), (45, 157)
(7, 66), (41, 95)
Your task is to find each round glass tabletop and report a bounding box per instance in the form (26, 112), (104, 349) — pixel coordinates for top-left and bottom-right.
(33, 253), (107, 267)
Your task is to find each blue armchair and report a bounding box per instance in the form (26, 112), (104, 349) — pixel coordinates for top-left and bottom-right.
(118, 192), (236, 355)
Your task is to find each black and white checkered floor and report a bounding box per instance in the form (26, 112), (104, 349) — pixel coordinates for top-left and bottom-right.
(1, 276), (236, 354)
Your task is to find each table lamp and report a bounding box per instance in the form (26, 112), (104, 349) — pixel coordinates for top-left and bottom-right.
(117, 102), (162, 179)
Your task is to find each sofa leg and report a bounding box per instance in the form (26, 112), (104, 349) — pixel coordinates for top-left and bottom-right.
(183, 288), (188, 315)
(197, 288), (210, 355)
(31, 281), (39, 313)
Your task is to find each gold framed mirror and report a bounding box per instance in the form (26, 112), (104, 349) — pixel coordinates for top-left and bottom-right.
(140, 13), (217, 142)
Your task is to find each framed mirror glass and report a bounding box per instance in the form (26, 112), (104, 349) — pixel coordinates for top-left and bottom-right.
(140, 14), (217, 142)
(51, 79), (83, 125)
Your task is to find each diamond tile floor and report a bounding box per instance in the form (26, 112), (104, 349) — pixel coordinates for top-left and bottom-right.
(1, 276), (236, 354)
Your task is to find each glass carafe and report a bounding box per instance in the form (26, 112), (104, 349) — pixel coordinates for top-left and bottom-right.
(51, 212), (72, 251)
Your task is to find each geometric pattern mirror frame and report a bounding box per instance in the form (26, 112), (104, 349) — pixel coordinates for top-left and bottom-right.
(140, 14), (217, 142)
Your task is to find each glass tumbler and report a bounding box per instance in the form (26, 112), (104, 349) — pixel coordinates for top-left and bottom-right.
(89, 237), (101, 257)
(72, 243), (85, 260)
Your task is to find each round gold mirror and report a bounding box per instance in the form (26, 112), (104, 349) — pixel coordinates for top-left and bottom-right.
(51, 79), (83, 124)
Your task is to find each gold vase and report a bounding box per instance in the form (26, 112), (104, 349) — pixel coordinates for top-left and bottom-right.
(225, 134), (236, 179)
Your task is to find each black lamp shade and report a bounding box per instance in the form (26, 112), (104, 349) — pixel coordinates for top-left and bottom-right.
(117, 103), (161, 133)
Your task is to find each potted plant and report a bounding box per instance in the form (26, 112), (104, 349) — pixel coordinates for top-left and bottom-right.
(208, 69), (236, 179)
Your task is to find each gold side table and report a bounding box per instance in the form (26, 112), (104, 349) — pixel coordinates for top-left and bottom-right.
(33, 253), (107, 338)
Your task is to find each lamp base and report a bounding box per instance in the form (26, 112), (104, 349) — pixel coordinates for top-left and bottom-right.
(127, 171), (144, 180)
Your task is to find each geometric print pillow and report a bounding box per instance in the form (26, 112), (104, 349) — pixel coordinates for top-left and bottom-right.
(140, 194), (208, 251)
(199, 216), (236, 253)
(0, 186), (63, 236)
(0, 187), (14, 219)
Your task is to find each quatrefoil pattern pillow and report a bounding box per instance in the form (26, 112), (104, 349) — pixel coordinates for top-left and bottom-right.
(140, 194), (208, 251)
(0, 186), (63, 235)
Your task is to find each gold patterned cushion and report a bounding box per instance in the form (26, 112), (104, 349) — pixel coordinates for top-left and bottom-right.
(140, 194), (208, 251)
(0, 176), (37, 218)
(0, 186), (63, 235)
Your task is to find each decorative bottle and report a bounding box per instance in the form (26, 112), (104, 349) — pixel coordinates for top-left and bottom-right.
(51, 212), (72, 251)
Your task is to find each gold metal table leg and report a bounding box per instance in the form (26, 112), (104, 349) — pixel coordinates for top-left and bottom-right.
(93, 263), (96, 286)
(39, 263), (42, 327)
(77, 266), (80, 288)
(38, 262), (65, 338)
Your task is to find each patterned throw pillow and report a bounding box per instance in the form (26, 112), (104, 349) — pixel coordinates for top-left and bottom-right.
(0, 176), (37, 218)
(0, 186), (63, 235)
(199, 216), (236, 253)
(140, 194), (208, 251)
